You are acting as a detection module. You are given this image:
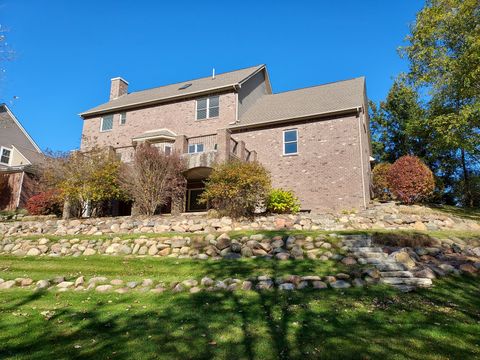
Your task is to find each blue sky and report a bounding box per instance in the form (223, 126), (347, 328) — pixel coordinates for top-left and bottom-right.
(1, 0), (424, 151)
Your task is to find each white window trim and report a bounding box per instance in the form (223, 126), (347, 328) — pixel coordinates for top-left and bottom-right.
(100, 115), (113, 132)
(119, 112), (127, 125)
(188, 143), (204, 154)
(195, 96), (220, 120)
(0, 146), (12, 166)
(282, 129), (298, 156)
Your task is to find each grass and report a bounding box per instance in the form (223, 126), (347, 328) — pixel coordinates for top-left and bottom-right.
(427, 204), (480, 222)
(0, 256), (348, 283)
(0, 274), (479, 359)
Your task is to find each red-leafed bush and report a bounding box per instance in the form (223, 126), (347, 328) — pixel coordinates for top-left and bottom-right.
(25, 190), (63, 216)
(372, 163), (392, 200)
(387, 156), (435, 204)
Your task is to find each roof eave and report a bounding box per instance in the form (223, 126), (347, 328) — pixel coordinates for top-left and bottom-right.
(229, 106), (362, 131)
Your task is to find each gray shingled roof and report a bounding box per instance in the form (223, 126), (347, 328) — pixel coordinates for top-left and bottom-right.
(81, 65), (265, 117)
(0, 104), (43, 166)
(232, 77), (365, 128)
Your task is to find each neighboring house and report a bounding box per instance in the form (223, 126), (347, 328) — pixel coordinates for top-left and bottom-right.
(0, 104), (43, 211)
(80, 64), (372, 214)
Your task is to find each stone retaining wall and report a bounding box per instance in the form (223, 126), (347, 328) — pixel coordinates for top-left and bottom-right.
(1, 203), (479, 238)
(0, 233), (341, 260)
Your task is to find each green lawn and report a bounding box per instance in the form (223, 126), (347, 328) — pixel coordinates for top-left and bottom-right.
(0, 256), (479, 359)
(0, 256), (347, 284)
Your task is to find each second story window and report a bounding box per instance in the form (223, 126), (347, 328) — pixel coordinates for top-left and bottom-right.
(283, 129), (298, 155)
(196, 95), (219, 120)
(120, 112), (127, 125)
(188, 143), (204, 154)
(0, 147), (11, 165)
(101, 115), (113, 132)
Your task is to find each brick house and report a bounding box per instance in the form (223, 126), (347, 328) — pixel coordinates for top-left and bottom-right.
(80, 65), (372, 214)
(0, 104), (43, 211)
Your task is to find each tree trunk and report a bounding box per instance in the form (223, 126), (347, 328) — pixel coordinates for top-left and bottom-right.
(62, 199), (71, 219)
(461, 148), (473, 207)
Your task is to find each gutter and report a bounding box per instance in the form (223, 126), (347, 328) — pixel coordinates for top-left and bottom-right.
(356, 106), (368, 209)
(228, 106), (361, 131)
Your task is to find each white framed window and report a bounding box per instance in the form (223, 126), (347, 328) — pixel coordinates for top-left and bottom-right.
(120, 112), (127, 125)
(283, 129), (298, 155)
(196, 95), (219, 120)
(188, 143), (204, 154)
(0, 146), (11, 165)
(101, 115), (114, 132)
(164, 145), (172, 156)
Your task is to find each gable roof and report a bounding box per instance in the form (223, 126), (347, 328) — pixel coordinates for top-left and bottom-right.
(0, 104), (43, 166)
(80, 65), (266, 117)
(230, 77), (365, 129)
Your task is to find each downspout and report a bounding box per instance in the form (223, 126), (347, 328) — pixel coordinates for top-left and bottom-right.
(16, 171), (25, 209)
(356, 107), (367, 209)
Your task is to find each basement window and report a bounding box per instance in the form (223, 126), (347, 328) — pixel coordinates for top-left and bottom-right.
(283, 129), (298, 155)
(101, 115), (113, 132)
(0, 147), (11, 165)
(196, 96), (219, 120)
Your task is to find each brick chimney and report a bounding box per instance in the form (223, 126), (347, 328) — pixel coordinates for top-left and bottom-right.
(110, 77), (129, 100)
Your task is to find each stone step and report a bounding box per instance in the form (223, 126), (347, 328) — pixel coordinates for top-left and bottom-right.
(376, 263), (407, 271)
(342, 235), (371, 240)
(342, 239), (372, 247)
(363, 257), (398, 265)
(380, 277), (432, 287)
(352, 252), (388, 259)
(350, 247), (384, 253)
(380, 271), (414, 278)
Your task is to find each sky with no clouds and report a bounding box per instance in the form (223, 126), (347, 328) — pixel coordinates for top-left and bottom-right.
(0, 0), (424, 151)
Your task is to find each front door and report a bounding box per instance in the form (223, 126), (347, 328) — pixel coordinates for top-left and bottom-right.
(187, 188), (207, 212)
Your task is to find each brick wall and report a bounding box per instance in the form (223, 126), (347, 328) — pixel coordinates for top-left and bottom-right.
(233, 114), (370, 212)
(81, 91), (237, 151)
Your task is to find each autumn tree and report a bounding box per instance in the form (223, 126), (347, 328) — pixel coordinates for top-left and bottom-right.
(39, 148), (124, 217)
(119, 143), (187, 216)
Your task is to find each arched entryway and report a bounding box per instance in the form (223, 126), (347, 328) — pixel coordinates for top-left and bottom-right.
(183, 167), (212, 212)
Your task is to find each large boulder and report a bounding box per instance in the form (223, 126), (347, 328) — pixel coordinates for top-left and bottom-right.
(390, 250), (416, 270)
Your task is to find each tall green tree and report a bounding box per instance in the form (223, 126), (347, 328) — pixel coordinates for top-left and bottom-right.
(369, 78), (426, 163)
(401, 0), (480, 206)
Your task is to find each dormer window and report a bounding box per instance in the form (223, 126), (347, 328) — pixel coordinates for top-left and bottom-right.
(0, 147), (11, 165)
(196, 96), (219, 120)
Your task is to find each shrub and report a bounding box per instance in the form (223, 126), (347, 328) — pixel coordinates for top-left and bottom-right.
(25, 190), (63, 216)
(119, 143), (186, 215)
(200, 161), (271, 218)
(387, 155), (435, 204)
(372, 163), (392, 200)
(266, 188), (300, 214)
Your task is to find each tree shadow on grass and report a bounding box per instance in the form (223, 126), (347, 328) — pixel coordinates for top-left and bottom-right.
(0, 277), (479, 359)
